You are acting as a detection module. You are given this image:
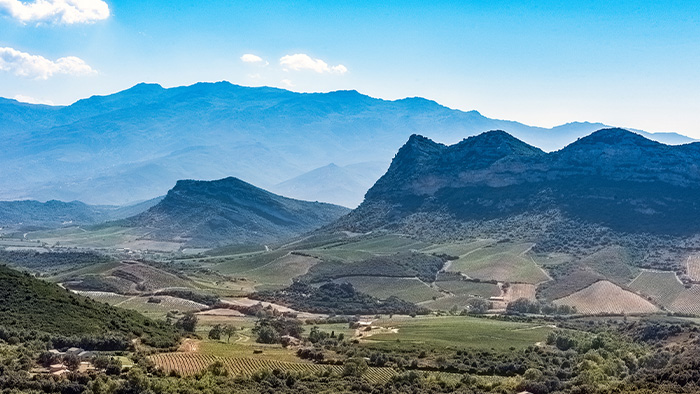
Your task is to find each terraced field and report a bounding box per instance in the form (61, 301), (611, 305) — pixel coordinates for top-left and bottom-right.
(554, 280), (659, 315)
(628, 270), (685, 307)
(149, 353), (397, 383)
(332, 276), (442, 304)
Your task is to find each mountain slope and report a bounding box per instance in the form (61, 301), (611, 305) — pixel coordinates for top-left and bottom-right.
(123, 177), (350, 247)
(270, 162), (389, 208)
(0, 264), (177, 346)
(335, 128), (700, 237)
(0, 82), (693, 206)
(0, 197), (163, 231)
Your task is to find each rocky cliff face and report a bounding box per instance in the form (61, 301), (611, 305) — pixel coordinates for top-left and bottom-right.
(125, 177), (350, 247)
(336, 128), (700, 236)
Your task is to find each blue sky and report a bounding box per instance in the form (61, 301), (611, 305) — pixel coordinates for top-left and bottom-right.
(1, 0), (700, 137)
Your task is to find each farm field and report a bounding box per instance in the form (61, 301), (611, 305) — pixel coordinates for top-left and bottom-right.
(686, 255), (700, 282)
(27, 226), (183, 251)
(419, 294), (478, 311)
(503, 283), (537, 302)
(421, 239), (495, 258)
(628, 270), (685, 307)
(321, 234), (431, 255)
(75, 291), (207, 318)
(434, 279), (500, 298)
(447, 242), (549, 284)
(670, 285), (700, 315)
(361, 316), (554, 351)
(331, 276), (442, 303)
(554, 280), (659, 315)
(577, 246), (639, 285)
(218, 252), (320, 290)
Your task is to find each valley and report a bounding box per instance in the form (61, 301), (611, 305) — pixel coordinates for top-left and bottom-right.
(3, 129), (700, 393)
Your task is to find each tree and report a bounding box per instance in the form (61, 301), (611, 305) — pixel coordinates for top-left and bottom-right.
(175, 313), (198, 333)
(208, 324), (222, 340)
(343, 358), (368, 377)
(254, 326), (279, 344)
(63, 353), (80, 371)
(222, 325), (237, 343)
(467, 298), (490, 314)
(92, 356), (111, 370)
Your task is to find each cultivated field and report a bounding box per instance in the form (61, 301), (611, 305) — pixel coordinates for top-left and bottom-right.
(221, 252), (320, 290)
(447, 242), (549, 284)
(628, 270), (685, 307)
(434, 279), (500, 298)
(75, 291), (207, 317)
(362, 316), (554, 351)
(578, 246), (638, 285)
(686, 255), (700, 282)
(149, 353), (397, 382)
(332, 276), (442, 304)
(419, 295), (478, 311)
(421, 239), (495, 258)
(503, 283), (537, 302)
(324, 234), (431, 255)
(554, 280), (659, 315)
(670, 285), (700, 315)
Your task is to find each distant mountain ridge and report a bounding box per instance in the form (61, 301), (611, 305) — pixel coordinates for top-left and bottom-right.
(0, 82), (693, 206)
(334, 128), (700, 237)
(0, 197), (163, 231)
(122, 176), (350, 247)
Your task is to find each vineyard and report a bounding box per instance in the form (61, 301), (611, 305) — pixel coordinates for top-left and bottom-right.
(503, 283), (536, 302)
(628, 270), (685, 307)
(670, 285), (700, 315)
(76, 291), (207, 316)
(446, 242), (550, 284)
(148, 353), (398, 383)
(332, 276), (442, 304)
(553, 280), (659, 315)
(686, 255), (700, 282)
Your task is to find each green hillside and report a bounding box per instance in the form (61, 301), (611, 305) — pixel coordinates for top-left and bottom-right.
(0, 265), (178, 347)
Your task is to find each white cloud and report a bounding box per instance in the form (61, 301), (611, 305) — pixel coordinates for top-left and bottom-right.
(13, 94), (54, 105)
(241, 54), (263, 63)
(279, 53), (347, 74)
(0, 0), (109, 24)
(0, 47), (96, 79)
(241, 53), (269, 67)
(281, 79), (295, 87)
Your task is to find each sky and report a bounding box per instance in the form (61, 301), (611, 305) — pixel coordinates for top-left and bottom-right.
(1, 0), (700, 137)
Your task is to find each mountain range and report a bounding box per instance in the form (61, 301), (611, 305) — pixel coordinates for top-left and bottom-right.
(334, 128), (700, 239)
(0, 197), (162, 231)
(120, 176), (350, 247)
(0, 82), (694, 207)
